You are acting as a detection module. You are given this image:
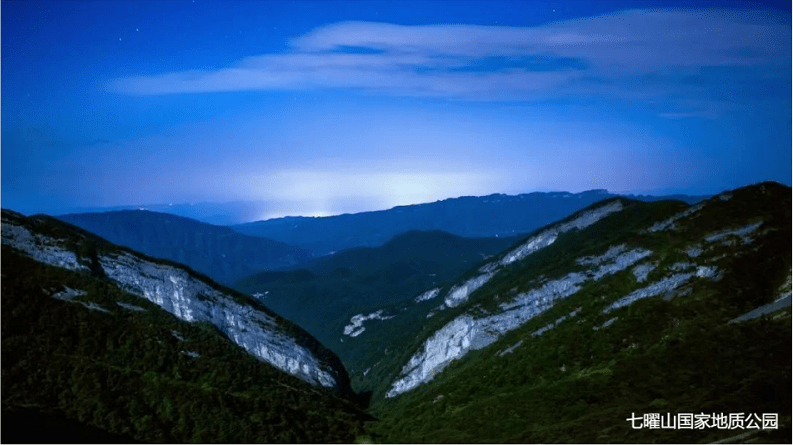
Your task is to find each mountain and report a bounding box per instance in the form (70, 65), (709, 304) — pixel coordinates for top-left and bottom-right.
(53, 200), (273, 226)
(1, 209), (368, 442)
(6, 182), (788, 443)
(57, 210), (311, 285)
(231, 190), (709, 256)
(347, 182), (790, 443)
(234, 230), (522, 386)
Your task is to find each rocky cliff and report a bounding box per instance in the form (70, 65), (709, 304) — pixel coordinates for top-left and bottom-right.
(1, 209), (349, 393)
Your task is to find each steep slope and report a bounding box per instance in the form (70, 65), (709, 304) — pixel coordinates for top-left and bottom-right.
(2, 210), (349, 394)
(361, 182), (790, 443)
(1, 244), (368, 442)
(234, 230), (521, 389)
(57, 210), (311, 285)
(232, 190), (708, 255)
(287, 230), (521, 277)
(336, 197), (634, 394)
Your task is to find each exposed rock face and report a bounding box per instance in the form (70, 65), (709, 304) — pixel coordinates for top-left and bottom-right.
(386, 189), (784, 397)
(343, 310), (396, 338)
(497, 340), (523, 357)
(704, 221), (763, 245)
(532, 308), (581, 338)
(729, 295), (792, 324)
(387, 239), (651, 397)
(1, 211), (346, 391)
(442, 200), (624, 310)
(445, 272), (497, 308)
(500, 200), (624, 267)
(603, 220), (758, 312)
(51, 287), (88, 301)
(1, 220), (89, 272)
(100, 252), (339, 387)
(646, 202), (706, 232)
(632, 263), (656, 283)
(386, 201), (631, 397)
(604, 272), (699, 313)
(414, 288), (440, 303)
(385, 190), (775, 398)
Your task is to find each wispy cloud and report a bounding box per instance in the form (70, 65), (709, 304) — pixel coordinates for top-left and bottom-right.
(109, 8), (789, 114)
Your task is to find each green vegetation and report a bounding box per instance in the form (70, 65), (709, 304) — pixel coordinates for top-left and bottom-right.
(1, 246), (369, 443)
(347, 198), (680, 400)
(363, 182), (791, 443)
(367, 310), (790, 443)
(234, 230), (520, 390)
(3, 182), (790, 443)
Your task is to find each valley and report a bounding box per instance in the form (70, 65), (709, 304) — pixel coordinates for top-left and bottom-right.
(2, 183), (790, 443)
(5, 1), (790, 442)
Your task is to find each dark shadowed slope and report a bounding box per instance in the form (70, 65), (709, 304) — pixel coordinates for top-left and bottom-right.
(57, 210), (311, 285)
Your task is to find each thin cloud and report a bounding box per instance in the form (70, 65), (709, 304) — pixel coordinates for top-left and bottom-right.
(109, 8), (789, 110)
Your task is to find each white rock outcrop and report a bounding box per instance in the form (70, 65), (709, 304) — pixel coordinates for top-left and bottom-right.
(646, 202), (705, 232)
(704, 221), (762, 245)
(632, 263), (656, 283)
(1, 222), (89, 272)
(414, 288), (441, 303)
(343, 310), (396, 337)
(439, 200), (625, 310)
(603, 265), (720, 313)
(445, 272), (496, 308)
(2, 217), (342, 390)
(387, 242), (649, 398)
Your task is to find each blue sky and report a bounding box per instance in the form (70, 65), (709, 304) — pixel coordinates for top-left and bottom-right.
(2, 0), (790, 220)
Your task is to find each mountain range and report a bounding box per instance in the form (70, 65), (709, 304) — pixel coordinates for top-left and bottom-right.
(232, 190), (709, 256)
(55, 190), (710, 291)
(2, 182), (789, 443)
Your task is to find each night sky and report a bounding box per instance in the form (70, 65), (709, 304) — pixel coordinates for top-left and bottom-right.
(2, 0), (790, 220)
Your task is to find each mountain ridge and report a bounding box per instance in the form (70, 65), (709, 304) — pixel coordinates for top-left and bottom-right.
(360, 181), (790, 443)
(232, 189), (709, 255)
(2, 209), (350, 394)
(1, 241), (368, 442)
(56, 209), (311, 285)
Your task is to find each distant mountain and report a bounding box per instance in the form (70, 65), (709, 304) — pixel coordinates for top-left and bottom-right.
(57, 210), (311, 285)
(52, 200), (273, 226)
(1, 209), (366, 442)
(354, 182), (790, 443)
(231, 190), (709, 256)
(234, 230), (522, 373)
